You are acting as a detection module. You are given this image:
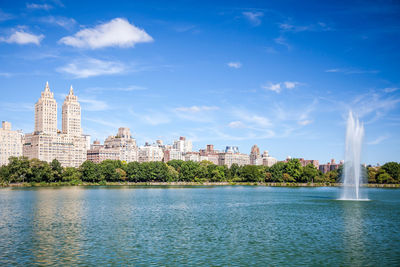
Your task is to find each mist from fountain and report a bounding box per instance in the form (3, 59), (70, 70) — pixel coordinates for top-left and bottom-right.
(340, 111), (367, 200)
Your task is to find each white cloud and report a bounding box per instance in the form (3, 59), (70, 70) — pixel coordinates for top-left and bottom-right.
(279, 22), (331, 32)
(298, 120), (313, 126)
(227, 62), (242, 69)
(274, 36), (290, 49)
(40, 16), (77, 30)
(284, 81), (299, 89)
(57, 58), (125, 78)
(175, 106), (219, 112)
(26, 3), (53, 10)
(78, 98), (109, 111)
(367, 135), (389, 145)
(325, 68), (379, 74)
(0, 31), (44, 45)
(384, 87), (399, 93)
(262, 82), (282, 93)
(0, 9), (13, 21)
(242, 11), (263, 26)
(262, 81), (300, 93)
(228, 121), (245, 128)
(59, 18), (153, 49)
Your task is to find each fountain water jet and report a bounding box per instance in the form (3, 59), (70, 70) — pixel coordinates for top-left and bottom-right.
(340, 111), (367, 200)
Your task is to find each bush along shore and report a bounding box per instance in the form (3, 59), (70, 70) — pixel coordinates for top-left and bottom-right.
(1, 157), (399, 187)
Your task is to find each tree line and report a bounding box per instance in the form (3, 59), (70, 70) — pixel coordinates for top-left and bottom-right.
(0, 156), (399, 185)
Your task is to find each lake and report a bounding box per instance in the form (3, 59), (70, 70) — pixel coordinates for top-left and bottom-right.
(0, 186), (399, 266)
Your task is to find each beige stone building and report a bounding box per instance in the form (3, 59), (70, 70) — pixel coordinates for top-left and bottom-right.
(87, 128), (138, 163)
(23, 82), (88, 167)
(0, 121), (23, 166)
(218, 152), (250, 168)
(138, 143), (164, 162)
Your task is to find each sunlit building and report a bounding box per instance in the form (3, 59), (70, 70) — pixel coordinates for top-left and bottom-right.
(23, 83), (88, 167)
(87, 128), (138, 163)
(0, 121), (23, 166)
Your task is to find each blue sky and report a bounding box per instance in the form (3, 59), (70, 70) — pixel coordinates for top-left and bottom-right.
(0, 0), (399, 165)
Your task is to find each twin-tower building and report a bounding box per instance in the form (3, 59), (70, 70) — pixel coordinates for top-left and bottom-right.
(23, 82), (88, 167)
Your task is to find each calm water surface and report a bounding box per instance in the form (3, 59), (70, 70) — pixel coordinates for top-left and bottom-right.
(0, 186), (399, 266)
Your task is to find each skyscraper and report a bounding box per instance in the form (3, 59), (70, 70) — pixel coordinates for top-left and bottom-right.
(62, 86), (82, 136)
(24, 82), (88, 167)
(34, 81), (57, 135)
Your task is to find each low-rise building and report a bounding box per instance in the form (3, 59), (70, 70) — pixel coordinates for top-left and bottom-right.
(218, 152), (250, 168)
(319, 159), (343, 173)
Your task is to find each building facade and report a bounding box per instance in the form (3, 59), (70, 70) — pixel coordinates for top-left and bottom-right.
(0, 121), (23, 166)
(23, 82), (88, 167)
(87, 128), (138, 163)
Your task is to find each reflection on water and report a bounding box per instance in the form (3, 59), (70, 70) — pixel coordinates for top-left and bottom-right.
(32, 188), (84, 265)
(340, 201), (366, 266)
(0, 186), (399, 266)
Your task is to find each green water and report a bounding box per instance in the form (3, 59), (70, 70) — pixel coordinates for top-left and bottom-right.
(0, 186), (399, 266)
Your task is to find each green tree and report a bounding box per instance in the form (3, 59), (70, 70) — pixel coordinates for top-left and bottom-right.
(240, 165), (264, 182)
(62, 167), (82, 182)
(80, 160), (102, 182)
(269, 162), (285, 182)
(284, 159), (302, 182)
(381, 162), (400, 183)
(301, 164), (320, 183)
(376, 169), (395, 184)
(29, 159), (53, 183)
(126, 161), (140, 182)
(7, 156), (31, 183)
(50, 159), (63, 182)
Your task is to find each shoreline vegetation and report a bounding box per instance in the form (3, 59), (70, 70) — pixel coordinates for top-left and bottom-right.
(3, 181), (400, 188)
(1, 156), (399, 188)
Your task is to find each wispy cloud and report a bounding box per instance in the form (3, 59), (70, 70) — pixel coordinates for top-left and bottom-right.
(175, 106), (219, 112)
(228, 121), (245, 128)
(26, 3), (53, 10)
(262, 81), (300, 93)
(85, 85), (147, 93)
(325, 68), (379, 74)
(0, 102), (34, 112)
(227, 62), (242, 69)
(79, 98), (109, 111)
(242, 11), (263, 26)
(0, 9), (13, 21)
(0, 30), (44, 45)
(57, 58), (125, 78)
(0, 72), (12, 77)
(40, 16), (77, 30)
(383, 87), (399, 93)
(274, 36), (290, 50)
(298, 119), (313, 126)
(279, 21), (332, 32)
(367, 135), (389, 145)
(59, 18), (153, 49)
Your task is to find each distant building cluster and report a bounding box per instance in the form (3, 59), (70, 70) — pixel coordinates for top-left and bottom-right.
(0, 82), (343, 171)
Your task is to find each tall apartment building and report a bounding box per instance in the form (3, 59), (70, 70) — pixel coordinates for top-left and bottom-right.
(261, 151), (278, 167)
(138, 143), (164, 162)
(173, 136), (192, 153)
(23, 82), (88, 167)
(250, 144), (263, 165)
(0, 121), (23, 166)
(87, 127), (138, 163)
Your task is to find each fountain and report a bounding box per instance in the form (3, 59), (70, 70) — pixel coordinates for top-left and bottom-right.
(340, 111), (367, 200)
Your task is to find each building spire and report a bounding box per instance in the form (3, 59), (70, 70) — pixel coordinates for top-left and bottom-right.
(69, 85), (74, 95)
(45, 81), (50, 92)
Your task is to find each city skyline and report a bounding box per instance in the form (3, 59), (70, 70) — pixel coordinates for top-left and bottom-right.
(1, 1), (400, 165)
